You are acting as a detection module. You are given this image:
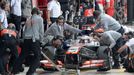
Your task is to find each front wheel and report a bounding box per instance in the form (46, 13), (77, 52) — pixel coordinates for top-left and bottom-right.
(97, 46), (113, 71)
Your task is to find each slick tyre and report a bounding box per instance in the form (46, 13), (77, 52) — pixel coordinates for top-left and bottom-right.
(97, 46), (112, 71)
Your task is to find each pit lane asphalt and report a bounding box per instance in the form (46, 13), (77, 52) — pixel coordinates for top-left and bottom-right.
(17, 67), (134, 75)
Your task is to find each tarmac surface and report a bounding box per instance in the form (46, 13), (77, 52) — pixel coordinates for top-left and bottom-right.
(17, 67), (134, 75)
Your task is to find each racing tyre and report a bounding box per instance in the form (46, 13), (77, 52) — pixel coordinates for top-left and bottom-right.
(97, 46), (113, 71)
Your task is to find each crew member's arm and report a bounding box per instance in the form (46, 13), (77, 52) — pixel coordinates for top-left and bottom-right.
(104, 0), (110, 10)
(104, 33), (116, 49)
(94, 19), (108, 31)
(47, 2), (52, 25)
(0, 14), (4, 30)
(39, 17), (45, 45)
(0, 22), (2, 30)
(117, 45), (128, 53)
(109, 36), (116, 49)
(64, 23), (82, 34)
(93, 18), (102, 30)
(118, 39), (134, 53)
(10, 0), (15, 7)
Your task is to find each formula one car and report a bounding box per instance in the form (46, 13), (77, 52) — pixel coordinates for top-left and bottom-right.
(64, 35), (112, 71)
(40, 34), (113, 71)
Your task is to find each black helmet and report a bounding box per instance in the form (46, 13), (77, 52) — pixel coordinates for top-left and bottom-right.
(56, 15), (65, 23)
(31, 7), (40, 15)
(53, 35), (63, 41)
(93, 10), (101, 19)
(125, 32), (134, 39)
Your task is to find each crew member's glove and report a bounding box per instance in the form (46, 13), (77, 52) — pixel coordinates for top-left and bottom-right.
(40, 42), (45, 47)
